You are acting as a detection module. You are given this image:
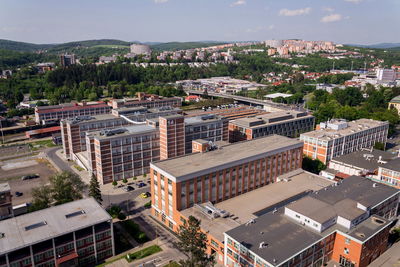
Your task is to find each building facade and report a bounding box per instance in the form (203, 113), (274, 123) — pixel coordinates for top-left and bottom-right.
(300, 119), (389, 164)
(159, 115), (185, 160)
(388, 95), (400, 116)
(109, 95), (181, 109)
(0, 198), (114, 267)
(90, 125), (160, 184)
(35, 102), (111, 125)
(150, 135), (304, 232)
(229, 111), (315, 142)
(376, 158), (400, 189)
(0, 183), (12, 221)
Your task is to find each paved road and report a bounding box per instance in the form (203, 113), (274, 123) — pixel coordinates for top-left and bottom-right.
(102, 186), (150, 210)
(45, 147), (74, 172)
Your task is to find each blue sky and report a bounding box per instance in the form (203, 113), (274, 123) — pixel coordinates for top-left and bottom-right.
(0, 0), (398, 44)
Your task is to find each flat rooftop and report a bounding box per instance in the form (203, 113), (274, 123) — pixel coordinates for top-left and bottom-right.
(330, 149), (397, 171)
(64, 114), (118, 124)
(92, 125), (157, 140)
(380, 157), (400, 172)
(0, 198), (111, 254)
(180, 170), (333, 242)
(151, 135), (303, 181)
(300, 119), (388, 141)
(231, 111), (313, 129)
(0, 182), (10, 193)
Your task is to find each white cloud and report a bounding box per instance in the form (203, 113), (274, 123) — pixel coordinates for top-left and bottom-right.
(231, 0), (246, 7)
(344, 0), (363, 3)
(321, 13), (343, 23)
(279, 7), (311, 16)
(154, 0), (168, 3)
(323, 7), (335, 12)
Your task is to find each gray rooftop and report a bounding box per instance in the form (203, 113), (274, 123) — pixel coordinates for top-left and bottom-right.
(300, 119), (388, 141)
(231, 111), (313, 129)
(380, 157), (400, 172)
(330, 149), (397, 171)
(92, 125), (157, 140)
(0, 198), (111, 254)
(312, 176), (399, 209)
(151, 135), (303, 181)
(0, 182), (10, 193)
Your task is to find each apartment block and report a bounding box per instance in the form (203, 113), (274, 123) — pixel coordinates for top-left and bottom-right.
(300, 119), (389, 164)
(0, 198), (114, 267)
(89, 125), (160, 184)
(0, 183), (13, 221)
(229, 111), (315, 142)
(61, 106), (180, 160)
(150, 135), (304, 232)
(376, 158), (400, 189)
(224, 176), (399, 267)
(109, 94), (181, 109)
(35, 102), (111, 125)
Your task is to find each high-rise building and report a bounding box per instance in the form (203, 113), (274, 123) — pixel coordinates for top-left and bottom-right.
(159, 115), (185, 160)
(0, 198), (114, 267)
(300, 119), (389, 164)
(60, 54), (76, 67)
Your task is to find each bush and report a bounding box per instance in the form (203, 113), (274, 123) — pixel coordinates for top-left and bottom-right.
(107, 205), (122, 218)
(122, 178), (128, 183)
(112, 181), (117, 186)
(121, 220), (149, 243)
(143, 173), (147, 178)
(144, 201), (151, 209)
(126, 245), (162, 262)
(133, 176), (137, 180)
(118, 213), (127, 220)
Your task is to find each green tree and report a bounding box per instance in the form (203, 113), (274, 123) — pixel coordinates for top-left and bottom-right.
(50, 171), (86, 205)
(373, 142), (386, 151)
(177, 216), (215, 267)
(302, 156), (326, 174)
(29, 186), (52, 212)
(88, 175), (103, 204)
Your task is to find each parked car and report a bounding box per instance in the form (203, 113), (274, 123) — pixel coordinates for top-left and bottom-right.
(123, 186), (135, 192)
(138, 182), (147, 188)
(21, 174), (39, 180)
(140, 192), (151, 198)
(15, 192), (23, 197)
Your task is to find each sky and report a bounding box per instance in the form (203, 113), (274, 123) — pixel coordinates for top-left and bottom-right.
(0, 0), (399, 45)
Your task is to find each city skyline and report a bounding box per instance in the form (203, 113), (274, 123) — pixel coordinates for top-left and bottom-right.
(0, 0), (399, 45)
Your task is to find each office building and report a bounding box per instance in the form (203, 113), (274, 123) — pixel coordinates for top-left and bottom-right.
(35, 102), (111, 125)
(60, 54), (76, 67)
(300, 119), (389, 164)
(0, 183), (13, 221)
(320, 149), (398, 180)
(109, 94), (181, 109)
(229, 111), (315, 142)
(224, 176), (399, 267)
(388, 95), (400, 116)
(89, 125), (160, 184)
(60, 106), (180, 160)
(0, 198), (114, 267)
(376, 68), (396, 82)
(376, 157), (400, 189)
(159, 115), (185, 160)
(150, 135), (304, 234)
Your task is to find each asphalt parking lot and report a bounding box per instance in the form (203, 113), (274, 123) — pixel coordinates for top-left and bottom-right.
(0, 158), (57, 205)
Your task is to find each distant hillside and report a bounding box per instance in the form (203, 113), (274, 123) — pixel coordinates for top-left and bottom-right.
(0, 39), (53, 52)
(348, 42), (400, 49)
(150, 41), (227, 51)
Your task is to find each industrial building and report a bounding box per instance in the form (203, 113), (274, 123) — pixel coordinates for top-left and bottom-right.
(300, 119), (389, 164)
(150, 135), (304, 233)
(109, 94), (181, 109)
(0, 198), (114, 267)
(228, 111), (315, 142)
(224, 176), (399, 267)
(35, 102), (111, 125)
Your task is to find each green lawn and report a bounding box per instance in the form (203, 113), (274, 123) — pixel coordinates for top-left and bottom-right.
(164, 261), (181, 267)
(29, 140), (58, 151)
(126, 245), (162, 262)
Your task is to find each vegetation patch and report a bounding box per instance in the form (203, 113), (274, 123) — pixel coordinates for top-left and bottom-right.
(120, 220), (149, 243)
(126, 245), (162, 262)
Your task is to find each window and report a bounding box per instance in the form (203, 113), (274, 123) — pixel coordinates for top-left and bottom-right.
(344, 247), (349, 254)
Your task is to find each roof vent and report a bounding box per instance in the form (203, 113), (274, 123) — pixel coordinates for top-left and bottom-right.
(25, 221), (47, 231)
(0, 233), (5, 239)
(259, 242), (268, 249)
(65, 210), (86, 219)
(245, 219), (255, 226)
(372, 183), (378, 188)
